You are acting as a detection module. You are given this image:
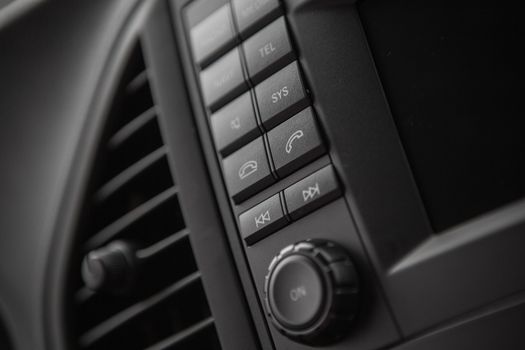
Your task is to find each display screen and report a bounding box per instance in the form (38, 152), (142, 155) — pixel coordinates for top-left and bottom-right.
(359, 0), (525, 232)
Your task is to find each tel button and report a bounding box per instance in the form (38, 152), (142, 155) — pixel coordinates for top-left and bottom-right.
(239, 194), (287, 245)
(268, 255), (325, 329)
(242, 17), (294, 84)
(223, 137), (275, 203)
(284, 165), (341, 220)
(268, 107), (325, 178)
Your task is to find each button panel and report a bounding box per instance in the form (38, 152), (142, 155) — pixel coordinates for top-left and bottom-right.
(243, 17), (294, 84)
(240, 165), (342, 245)
(186, 2), (342, 244)
(211, 91), (261, 155)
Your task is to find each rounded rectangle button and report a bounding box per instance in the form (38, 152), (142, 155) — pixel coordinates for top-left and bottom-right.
(223, 137), (275, 203)
(284, 165), (342, 220)
(232, 0), (282, 38)
(255, 61), (309, 130)
(268, 107), (325, 178)
(189, 4), (237, 67)
(200, 47), (248, 111)
(211, 91), (261, 156)
(242, 17), (294, 84)
(239, 193), (287, 245)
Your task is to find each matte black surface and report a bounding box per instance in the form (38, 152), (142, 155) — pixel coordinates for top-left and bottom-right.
(232, 0), (282, 38)
(249, 199), (401, 350)
(142, 2), (261, 348)
(174, 1), (277, 348)
(255, 61), (309, 129)
(200, 47), (248, 111)
(268, 106), (325, 178)
(176, 2), (402, 350)
(284, 165), (341, 220)
(223, 136), (275, 203)
(242, 16), (295, 84)
(188, 3), (236, 67)
(360, 0), (525, 232)
(286, 0), (525, 338)
(240, 193), (288, 245)
(211, 91), (261, 156)
(392, 294), (525, 350)
(0, 1), (139, 349)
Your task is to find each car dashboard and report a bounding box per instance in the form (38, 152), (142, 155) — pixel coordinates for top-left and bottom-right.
(0, 1), (524, 349)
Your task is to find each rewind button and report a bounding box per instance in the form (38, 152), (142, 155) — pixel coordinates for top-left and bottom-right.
(284, 165), (342, 220)
(239, 193), (288, 245)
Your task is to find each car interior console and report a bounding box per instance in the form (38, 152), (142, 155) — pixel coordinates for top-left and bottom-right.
(1, 0), (524, 349)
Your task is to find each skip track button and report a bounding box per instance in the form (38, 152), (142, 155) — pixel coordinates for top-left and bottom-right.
(284, 165), (342, 220)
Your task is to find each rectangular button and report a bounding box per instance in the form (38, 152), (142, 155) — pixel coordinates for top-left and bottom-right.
(211, 91), (261, 156)
(189, 4), (237, 67)
(255, 61), (309, 130)
(268, 107), (325, 178)
(223, 137), (275, 203)
(242, 17), (294, 84)
(232, 0), (281, 38)
(200, 47), (248, 111)
(284, 165), (341, 220)
(239, 193), (287, 245)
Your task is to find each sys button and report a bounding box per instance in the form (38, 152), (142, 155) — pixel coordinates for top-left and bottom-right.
(255, 61), (309, 129)
(284, 165), (341, 220)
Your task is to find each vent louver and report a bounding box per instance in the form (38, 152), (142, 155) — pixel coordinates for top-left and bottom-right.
(71, 42), (221, 350)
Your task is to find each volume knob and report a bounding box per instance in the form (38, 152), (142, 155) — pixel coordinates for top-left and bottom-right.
(264, 240), (359, 345)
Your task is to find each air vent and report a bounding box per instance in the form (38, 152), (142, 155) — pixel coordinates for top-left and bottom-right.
(70, 42), (221, 350)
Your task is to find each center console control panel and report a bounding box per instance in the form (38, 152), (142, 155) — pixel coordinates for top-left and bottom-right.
(187, 0), (340, 244)
(180, 0), (401, 348)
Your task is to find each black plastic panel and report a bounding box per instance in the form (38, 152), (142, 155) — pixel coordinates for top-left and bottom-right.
(172, 0), (401, 349)
(142, 2), (260, 348)
(174, 0), (525, 348)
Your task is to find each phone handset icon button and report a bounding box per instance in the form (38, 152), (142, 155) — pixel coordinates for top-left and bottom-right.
(239, 160), (258, 180)
(285, 130), (304, 154)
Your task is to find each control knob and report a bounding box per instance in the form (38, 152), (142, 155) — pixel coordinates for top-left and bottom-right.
(264, 240), (359, 344)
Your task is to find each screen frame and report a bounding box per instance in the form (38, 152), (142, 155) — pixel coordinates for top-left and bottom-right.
(284, 0), (525, 336)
